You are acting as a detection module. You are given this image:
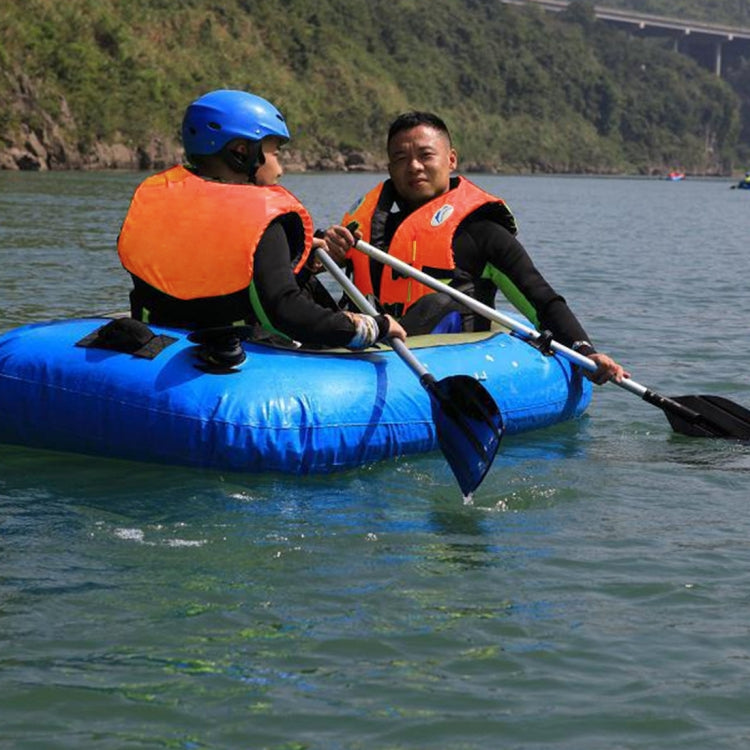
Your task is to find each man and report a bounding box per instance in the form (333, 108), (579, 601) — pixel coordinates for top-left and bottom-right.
(118, 89), (405, 350)
(325, 111), (625, 383)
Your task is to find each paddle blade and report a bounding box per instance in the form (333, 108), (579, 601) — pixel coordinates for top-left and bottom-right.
(425, 375), (504, 496)
(665, 395), (750, 439)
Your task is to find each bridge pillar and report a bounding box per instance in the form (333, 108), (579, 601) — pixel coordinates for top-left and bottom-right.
(715, 40), (723, 76)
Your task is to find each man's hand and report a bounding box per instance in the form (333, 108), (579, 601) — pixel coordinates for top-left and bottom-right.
(384, 314), (407, 341)
(323, 224), (360, 265)
(586, 352), (629, 385)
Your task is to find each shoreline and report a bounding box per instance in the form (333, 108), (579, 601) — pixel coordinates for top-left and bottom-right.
(0, 133), (739, 178)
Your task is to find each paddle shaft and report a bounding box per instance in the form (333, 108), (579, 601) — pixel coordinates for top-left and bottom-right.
(314, 248), (429, 380)
(315, 246), (505, 494)
(351, 239), (704, 422)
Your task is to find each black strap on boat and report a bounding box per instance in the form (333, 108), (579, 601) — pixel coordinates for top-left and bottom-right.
(526, 329), (555, 356)
(76, 318), (177, 359)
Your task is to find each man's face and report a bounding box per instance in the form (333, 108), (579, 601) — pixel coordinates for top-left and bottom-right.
(387, 124), (457, 208)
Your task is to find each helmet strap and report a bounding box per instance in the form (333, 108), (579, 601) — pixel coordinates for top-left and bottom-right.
(220, 140), (264, 182)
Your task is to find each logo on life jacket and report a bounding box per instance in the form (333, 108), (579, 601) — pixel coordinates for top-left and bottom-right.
(430, 204), (454, 226)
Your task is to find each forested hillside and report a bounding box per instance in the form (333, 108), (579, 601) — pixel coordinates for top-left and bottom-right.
(0, 0), (743, 174)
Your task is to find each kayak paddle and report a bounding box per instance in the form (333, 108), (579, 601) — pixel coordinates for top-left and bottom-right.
(315, 248), (503, 496)
(351, 238), (750, 440)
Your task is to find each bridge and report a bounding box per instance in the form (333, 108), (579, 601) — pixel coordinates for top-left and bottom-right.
(499, 0), (750, 76)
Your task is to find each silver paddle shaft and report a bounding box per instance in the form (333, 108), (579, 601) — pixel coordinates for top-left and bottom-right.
(352, 239), (649, 399)
(314, 248), (430, 381)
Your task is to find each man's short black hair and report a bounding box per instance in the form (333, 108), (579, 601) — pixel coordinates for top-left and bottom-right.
(387, 111), (452, 147)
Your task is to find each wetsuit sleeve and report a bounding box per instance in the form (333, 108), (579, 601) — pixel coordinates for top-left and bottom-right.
(454, 218), (595, 351)
(252, 220), (388, 347)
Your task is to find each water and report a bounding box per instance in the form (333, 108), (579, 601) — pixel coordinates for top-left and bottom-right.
(1, 171), (750, 749)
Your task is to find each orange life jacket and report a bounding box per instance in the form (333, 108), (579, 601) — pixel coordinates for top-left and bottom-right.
(342, 177), (516, 313)
(118, 165), (313, 301)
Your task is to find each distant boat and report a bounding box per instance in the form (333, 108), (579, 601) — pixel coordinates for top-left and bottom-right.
(666, 171), (685, 181)
(733, 173), (750, 190)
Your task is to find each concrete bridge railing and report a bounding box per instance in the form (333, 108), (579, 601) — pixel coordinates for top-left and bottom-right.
(499, 0), (750, 75)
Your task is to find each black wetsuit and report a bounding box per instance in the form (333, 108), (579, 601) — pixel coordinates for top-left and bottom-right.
(369, 191), (595, 354)
(252, 221), (386, 346)
(130, 217), (387, 347)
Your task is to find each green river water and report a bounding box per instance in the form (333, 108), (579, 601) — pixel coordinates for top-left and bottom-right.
(1, 170), (749, 749)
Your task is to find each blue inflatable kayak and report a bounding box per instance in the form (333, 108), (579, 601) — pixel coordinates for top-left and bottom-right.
(0, 317), (591, 474)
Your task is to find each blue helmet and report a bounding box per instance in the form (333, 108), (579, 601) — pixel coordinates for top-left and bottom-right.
(181, 89), (290, 158)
